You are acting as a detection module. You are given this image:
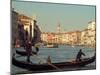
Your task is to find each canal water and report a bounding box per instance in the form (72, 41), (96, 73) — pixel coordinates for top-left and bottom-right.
(11, 45), (96, 74)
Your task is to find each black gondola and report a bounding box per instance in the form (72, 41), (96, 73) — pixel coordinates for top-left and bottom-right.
(16, 50), (37, 56)
(12, 55), (95, 71)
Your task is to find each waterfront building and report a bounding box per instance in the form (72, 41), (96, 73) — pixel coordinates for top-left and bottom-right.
(41, 32), (48, 43)
(81, 20), (96, 47)
(60, 32), (69, 44)
(41, 20), (95, 47)
(12, 9), (19, 46)
(41, 32), (58, 44)
(53, 33), (59, 44)
(67, 31), (81, 45)
(12, 9), (37, 46)
(47, 33), (54, 43)
(87, 21), (96, 30)
(81, 29), (89, 45)
(87, 21), (96, 47)
(41, 31), (81, 45)
(18, 14), (34, 38)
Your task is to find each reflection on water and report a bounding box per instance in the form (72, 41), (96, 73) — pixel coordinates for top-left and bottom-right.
(11, 45), (96, 74)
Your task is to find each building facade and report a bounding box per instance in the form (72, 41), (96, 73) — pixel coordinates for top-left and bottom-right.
(81, 21), (96, 47)
(40, 20), (96, 47)
(12, 9), (19, 46)
(41, 31), (81, 45)
(18, 14), (34, 38)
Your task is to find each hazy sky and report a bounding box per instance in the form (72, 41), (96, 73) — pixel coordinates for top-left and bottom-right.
(12, 1), (96, 32)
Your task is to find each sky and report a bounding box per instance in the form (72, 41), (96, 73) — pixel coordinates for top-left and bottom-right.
(12, 1), (96, 32)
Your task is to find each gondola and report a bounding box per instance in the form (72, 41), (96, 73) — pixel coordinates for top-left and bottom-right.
(16, 50), (37, 56)
(12, 55), (95, 71)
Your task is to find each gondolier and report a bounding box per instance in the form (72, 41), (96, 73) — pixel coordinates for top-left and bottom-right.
(76, 49), (85, 62)
(25, 40), (32, 63)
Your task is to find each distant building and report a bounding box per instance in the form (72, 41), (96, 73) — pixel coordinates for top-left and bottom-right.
(81, 29), (89, 45)
(81, 20), (96, 47)
(87, 21), (96, 47)
(67, 31), (81, 45)
(41, 32), (48, 43)
(41, 20), (96, 47)
(87, 20), (96, 30)
(41, 31), (81, 45)
(41, 32), (58, 44)
(59, 32), (70, 44)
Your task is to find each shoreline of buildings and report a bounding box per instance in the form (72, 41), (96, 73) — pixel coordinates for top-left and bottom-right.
(41, 21), (96, 48)
(12, 9), (96, 48)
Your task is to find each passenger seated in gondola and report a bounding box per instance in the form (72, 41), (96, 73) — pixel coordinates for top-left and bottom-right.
(47, 56), (51, 63)
(76, 49), (85, 62)
(25, 40), (32, 63)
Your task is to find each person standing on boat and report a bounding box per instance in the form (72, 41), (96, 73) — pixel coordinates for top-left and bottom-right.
(25, 40), (32, 63)
(76, 49), (85, 62)
(24, 28), (29, 49)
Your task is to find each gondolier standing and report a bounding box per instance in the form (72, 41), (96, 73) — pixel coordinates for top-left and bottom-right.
(25, 40), (32, 63)
(76, 49), (85, 62)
